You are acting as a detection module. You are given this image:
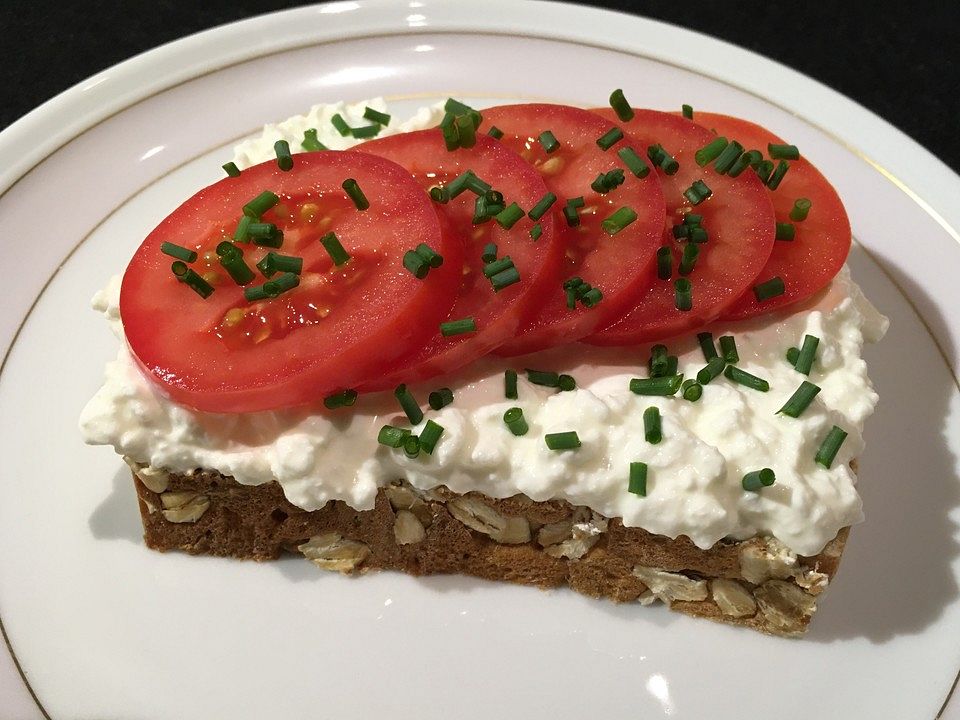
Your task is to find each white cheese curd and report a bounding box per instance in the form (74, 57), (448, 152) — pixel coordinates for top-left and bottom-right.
(80, 100), (888, 556)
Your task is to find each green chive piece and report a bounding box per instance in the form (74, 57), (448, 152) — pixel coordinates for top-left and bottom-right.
(505, 369), (518, 399)
(363, 106), (391, 126)
(495, 202), (525, 229)
(264, 272), (299, 296)
(415, 243), (443, 268)
(755, 159), (774, 183)
(274, 140), (293, 171)
(160, 242), (197, 263)
(786, 346), (800, 366)
(331, 113), (351, 136)
(753, 277), (785, 302)
(440, 318), (476, 336)
(683, 180), (712, 205)
(682, 103), (694, 119)
(563, 276), (584, 290)
(681, 379), (703, 402)
(678, 242), (700, 275)
(695, 137), (728, 167)
(775, 222), (796, 241)
(465, 173), (492, 195)
(491, 266), (521, 292)
(261, 252), (302, 276)
(591, 168), (626, 194)
(558, 374), (576, 391)
(713, 140), (744, 175)
(481, 243), (498, 263)
(719, 336), (739, 364)
(647, 143), (679, 174)
(527, 368), (560, 387)
(728, 149), (762, 178)
(249, 223), (282, 248)
(243, 190), (279, 218)
(350, 124), (382, 139)
(216, 241), (256, 285)
(440, 112), (459, 151)
(816, 426), (848, 468)
(301, 128), (327, 152)
(581, 287), (603, 307)
(487, 125), (504, 140)
(324, 389), (358, 410)
(628, 461), (648, 496)
(649, 344), (669, 377)
(342, 178), (369, 210)
(768, 143), (800, 160)
(790, 198), (812, 221)
(320, 232), (350, 266)
(419, 419), (444, 454)
(629, 375), (683, 396)
(563, 204), (580, 227)
(456, 113), (477, 148)
(171, 261), (214, 299)
(545, 431), (581, 451)
(565, 286), (577, 309)
(503, 407), (529, 436)
(527, 192), (557, 221)
(403, 434), (421, 459)
(724, 365), (770, 392)
(243, 285), (270, 302)
(428, 387), (454, 411)
(222, 161), (241, 178)
(683, 213), (703, 226)
(377, 425), (411, 448)
(697, 332), (718, 361)
(795, 334), (820, 375)
(538, 130), (560, 153)
(672, 223), (690, 240)
(742, 468), (776, 492)
(444, 98), (482, 126)
(568, 196), (585, 208)
(483, 256), (514, 278)
(689, 226), (708, 243)
(600, 206), (637, 235)
(597, 127), (624, 151)
(767, 160), (789, 190)
(778, 381), (821, 418)
(403, 250), (430, 279)
(234, 215), (253, 243)
(528, 223), (542, 241)
(664, 355), (679, 377)
(394, 384), (423, 424)
(697, 356), (726, 385)
(617, 146), (650, 178)
(643, 406), (662, 444)
(609, 88), (634, 122)
(675, 278), (693, 311)
(657, 247), (672, 280)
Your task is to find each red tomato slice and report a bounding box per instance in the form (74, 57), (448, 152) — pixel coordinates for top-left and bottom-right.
(587, 109), (776, 345)
(478, 104), (665, 356)
(693, 112), (852, 320)
(354, 129), (562, 389)
(121, 150), (461, 413)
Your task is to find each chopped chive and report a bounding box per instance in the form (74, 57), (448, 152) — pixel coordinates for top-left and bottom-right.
(440, 112), (459, 151)
(323, 389), (358, 409)
(419, 419), (444, 454)
(681, 379), (703, 401)
(274, 140), (293, 171)
(628, 461), (648, 496)
(565, 286), (577, 309)
(617, 146), (650, 178)
(674, 278), (692, 311)
(377, 425), (410, 448)
(682, 103), (694, 119)
(767, 160), (789, 190)
(657, 247), (672, 280)
(527, 223), (541, 243)
(465, 173), (492, 195)
(440, 317), (476, 336)
(545, 431), (581, 451)
(250, 224), (283, 248)
(724, 365), (770, 392)
(649, 344), (669, 377)
(350, 124), (382, 139)
(160, 242), (197, 263)
(591, 168), (626, 194)
(567, 196), (585, 208)
(320, 232), (350, 266)
(491, 266), (521, 292)
(538, 130), (560, 153)
(222, 161), (241, 177)
(495, 202), (525, 229)
(403, 250), (430, 279)
(331, 113), (351, 136)
(403, 434), (421, 459)
(261, 252), (302, 277)
(786, 346), (800, 366)
(697, 356), (726, 385)
(695, 137), (728, 167)
(487, 125), (504, 139)
(778, 381), (821, 418)
(683, 180), (712, 205)
(394, 384), (423, 424)
(689, 226), (708, 243)
(243, 286), (270, 302)
(683, 213), (703, 226)
(581, 287), (603, 307)
(643, 406), (662, 444)
(753, 276), (785, 302)
(503, 407), (529, 436)
(664, 355), (679, 376)
(563, 204), (580, 227)
(768, 143), (800, 160)
(609, 88), (634, 121)
(563, 276), (584, 290)
(719, 336), (739, 364)
(672, 223), (689, 240)
(342, 178), (369, 210)
(444, 98), (482, 125)
(678, 242), (700, 275)
(713, 140), (744, 174)
(263, 272), (299, 296)
(505, 369), (518, 399)
(629, 375), (683, 396)
(428, 387), (454, 410)
(697, 331), (718, 361)
(527, 368), (560, 387)
(445, 171), (471, 198)
(171, 261), (214, 298)
(528, 192), (557, 221)
(728, 149), (762, 178)
(363, 106), (391, 125)
(216, 242), (256, 285)
(242, 190), (279, 218)
(596, 127), (624, 151)
(775, 222), (796, 241)
(301, 128), (327, 152)
(790, 198), (812, 221)
(816, 426), (848, 468)
(558, 374), (576, 391)
(455, 113), (477, 148)
(481, 243), (498, 263)
(795, 334), (820, 375)
(234, 215), (253, 242)
(755, 159), (774, 184)
(415, 243), (443, 268)
(483, 256), (515, 278)
(601, 206), (637, 235)
(742, 468), (776, 492)
(647, 143), (679, 174)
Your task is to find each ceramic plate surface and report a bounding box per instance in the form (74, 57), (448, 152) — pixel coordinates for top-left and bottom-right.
(1, 2), (958, 718)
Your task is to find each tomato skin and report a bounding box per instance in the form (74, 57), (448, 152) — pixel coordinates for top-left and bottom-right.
(120, 150), (460, 413)
(587, 109), (776, 345)
(692, 113), (851, 320)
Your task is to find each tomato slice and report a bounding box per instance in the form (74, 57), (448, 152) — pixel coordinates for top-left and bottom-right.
(587, 109), (776, 345)
(354, 129), (562, 389)
(478, 103), (665, 356)
(693, 112), (852, 320)
(120, 150), (461, 413)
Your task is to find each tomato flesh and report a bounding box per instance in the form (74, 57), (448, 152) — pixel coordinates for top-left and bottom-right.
(120, 150), (460, 412)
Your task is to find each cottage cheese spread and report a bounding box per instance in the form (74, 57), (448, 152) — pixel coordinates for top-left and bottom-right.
(79, 99), (888, 556)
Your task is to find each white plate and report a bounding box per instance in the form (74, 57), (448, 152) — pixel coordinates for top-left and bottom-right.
(1, 2), (958, 718)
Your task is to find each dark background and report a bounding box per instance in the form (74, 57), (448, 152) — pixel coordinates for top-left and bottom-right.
(2, 1), (959, 168)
